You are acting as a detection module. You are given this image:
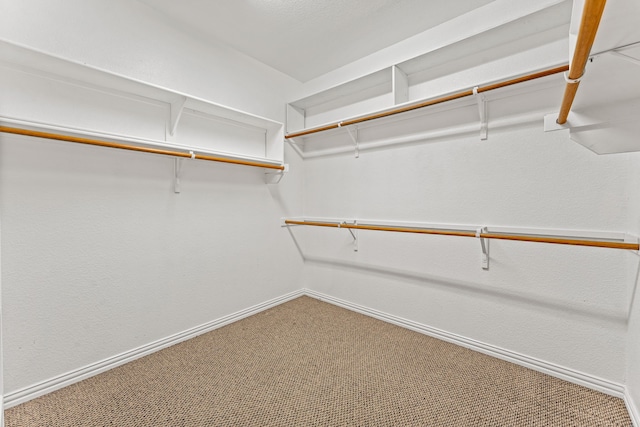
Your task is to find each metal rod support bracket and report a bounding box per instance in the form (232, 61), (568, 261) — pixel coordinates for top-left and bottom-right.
(344, 221), (358, 252)
(476, 226), (489, 270)
(174, 157), (183, 193)
(563, 71), (584, 84)
(473, 86), (488, 140)
(265, 164), (289, 184)
(346, 126), (359, 158)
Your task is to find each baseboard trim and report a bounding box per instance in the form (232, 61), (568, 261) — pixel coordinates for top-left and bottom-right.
(302, 289), (626, 399)
(4, 289), (305, 409)
(626, 390), (640, 427)
(4, 287), (630, 415)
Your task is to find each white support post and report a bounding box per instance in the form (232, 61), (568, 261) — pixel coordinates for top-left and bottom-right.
(167, 96), (187, 139)
(473, 87), (488, 140)
(477, 227), (489, 270)
(392, 65), (409, 105)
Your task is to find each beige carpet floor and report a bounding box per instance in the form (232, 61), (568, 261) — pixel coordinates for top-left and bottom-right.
(6, 296), (632, 426)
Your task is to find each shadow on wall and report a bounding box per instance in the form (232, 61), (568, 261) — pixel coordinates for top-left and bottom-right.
(298, 249), (639, 328)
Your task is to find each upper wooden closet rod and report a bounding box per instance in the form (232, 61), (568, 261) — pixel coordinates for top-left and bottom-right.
(557, 0), (607, 124)
(0, 126), (285, 170)
(285, 65), (569, 139)
(284, 220), (639, 250)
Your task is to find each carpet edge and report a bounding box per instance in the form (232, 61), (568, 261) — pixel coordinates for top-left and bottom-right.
(302, 288), (626, 399)
(4, 289), (306, 409)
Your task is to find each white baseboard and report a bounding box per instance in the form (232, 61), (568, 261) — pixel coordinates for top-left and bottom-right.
(4, 287), (631, 421)
(4, 289), (305, 409)
(626, 390), (640, 427)
(302, 289), (627, 399)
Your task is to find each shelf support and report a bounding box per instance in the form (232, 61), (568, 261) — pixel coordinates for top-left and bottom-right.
(345, 125), (359, 158)
(477, 227), (489, 270)
(543, 111), (603, 132)
(168, 96), (187, 138)
(392, 65), (409, 105)
(473, 86), (488, 140)
(286, 104), (306, 134)
(265, 164), (289, 184)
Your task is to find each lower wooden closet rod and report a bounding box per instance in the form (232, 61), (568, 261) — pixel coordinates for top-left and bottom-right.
(284, 220), (639, 250)
(0, 126), (286, 170)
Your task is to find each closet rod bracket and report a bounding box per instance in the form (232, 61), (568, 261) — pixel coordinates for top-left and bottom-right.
(341, 221), (359, 252)
(476, 227), (489, 270)
(473, 86), (488, 140)
(345, 125), (359, 158)
(265, 164), (289, 184)
(174, 157), (183, 193)
(174, 152), (196, 193)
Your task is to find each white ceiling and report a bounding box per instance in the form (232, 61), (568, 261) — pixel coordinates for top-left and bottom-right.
(138, 0), (495, 82)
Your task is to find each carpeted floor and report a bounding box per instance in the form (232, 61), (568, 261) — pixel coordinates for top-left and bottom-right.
(6, 296), (632, 426)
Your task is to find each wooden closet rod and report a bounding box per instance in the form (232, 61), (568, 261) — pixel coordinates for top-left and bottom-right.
(286, 65), (569, 139)
(557, 0), (607, 124)
(0, 126), (285, 170)
(284, 220), (639, 250)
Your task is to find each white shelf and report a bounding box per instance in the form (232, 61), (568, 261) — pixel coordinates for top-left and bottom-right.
(0, 39), (285, 166)
(286, 0), (640, 157)
(285, 2), (571, 139)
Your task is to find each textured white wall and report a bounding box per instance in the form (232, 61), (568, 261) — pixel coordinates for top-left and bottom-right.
(0, 0), (304, 395)
(296, 122), (639, 385)
(626, 160), (640, 419)
(628, 272), (640, 420)
(284, 0), (640, 391)
(0, 137), (304, 392)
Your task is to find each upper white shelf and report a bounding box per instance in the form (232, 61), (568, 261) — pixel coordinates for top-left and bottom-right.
(0, 39), (285, 165)
(285, 1), (571, 136)
(286, 0), (640, 157)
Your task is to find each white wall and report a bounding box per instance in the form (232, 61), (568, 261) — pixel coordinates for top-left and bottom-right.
(626, 159), (640, 421)
(284, 0), (640, 394)
(296, 121), (636, 385)
(0, 137), (304, 393)
(0, 0), (304, 397)
(628, 266), (640, 421)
